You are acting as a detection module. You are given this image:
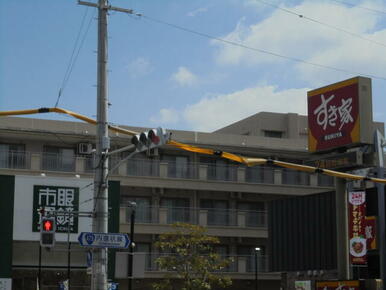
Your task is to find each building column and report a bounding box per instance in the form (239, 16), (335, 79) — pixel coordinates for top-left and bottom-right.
(237, 167), (246, 182)
(274, 169), (282, 185)
(31, 153), (41, 171)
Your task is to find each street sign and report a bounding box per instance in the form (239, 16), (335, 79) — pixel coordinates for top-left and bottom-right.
(78, 232), (130, 249)
(108, 282), (118, 290)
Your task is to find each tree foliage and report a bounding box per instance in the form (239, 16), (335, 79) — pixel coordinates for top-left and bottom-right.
(152, 223), (233, 290)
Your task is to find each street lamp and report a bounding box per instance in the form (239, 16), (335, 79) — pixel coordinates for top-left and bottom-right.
(254, 247), (261, 290)
(128, 201), (137, 290)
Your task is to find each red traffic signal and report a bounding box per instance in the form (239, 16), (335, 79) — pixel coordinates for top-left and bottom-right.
(40, 217), (56, 248)
(43, 219), (54, 232)
(131, 127), (171, 152)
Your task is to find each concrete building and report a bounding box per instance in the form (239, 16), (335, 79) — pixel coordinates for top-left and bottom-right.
(0, 112), (345, 290)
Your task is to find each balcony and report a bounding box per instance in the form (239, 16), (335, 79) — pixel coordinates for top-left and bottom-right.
(0, 152), (335, 188)
(121, 206), (266, 227)
(115, 252), (279, 280)
(0, 150), (29, 169)
(120, 206), (267, 237)
(143, 253), (269, 273)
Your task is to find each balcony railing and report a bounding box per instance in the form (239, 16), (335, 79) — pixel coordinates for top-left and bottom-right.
(0, 152), (334, 187)
(42, 152), (75, 172)
(0, 150), (29, 169)
(142, 253), (268, 273)
(121, 206), (267, 228)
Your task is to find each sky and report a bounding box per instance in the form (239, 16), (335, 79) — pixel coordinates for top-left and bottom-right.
(1, 0), (386, 132)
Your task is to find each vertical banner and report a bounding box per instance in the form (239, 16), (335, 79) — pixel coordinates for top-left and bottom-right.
(348, 191), (367, 264)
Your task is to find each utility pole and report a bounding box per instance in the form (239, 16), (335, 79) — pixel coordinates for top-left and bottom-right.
(77, 1), (135, 289)
(92, 1), (109, 289)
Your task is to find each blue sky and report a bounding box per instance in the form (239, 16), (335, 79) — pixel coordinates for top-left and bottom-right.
(1, 0), (386, 132)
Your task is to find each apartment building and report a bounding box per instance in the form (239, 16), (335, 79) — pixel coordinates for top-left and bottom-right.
(0, 112), (339, 290)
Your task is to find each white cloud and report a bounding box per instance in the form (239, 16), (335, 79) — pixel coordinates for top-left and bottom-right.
(150, 108), (180, 125)
(170, 66), (198, 87)
(213, 1), (386, 84)
(183, 85), (309, 132)
(187, 7), (208, 17)
(126, 57), (153, 78)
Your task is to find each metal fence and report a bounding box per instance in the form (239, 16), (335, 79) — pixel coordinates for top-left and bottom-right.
(42, 152), (75, 172)
(145, 253), (268, 273)
(0, 150), (29, 169)
(121, 206), (267, 227)
(0, 152), (335, 188)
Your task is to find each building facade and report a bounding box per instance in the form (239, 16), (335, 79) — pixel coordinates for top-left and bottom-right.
(0, 112), (345, 290)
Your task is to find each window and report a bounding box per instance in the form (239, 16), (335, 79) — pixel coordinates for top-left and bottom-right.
(123, 197), (151, 223)
(127, 153), (159, 177)
(162, 155), (190, 178)
(200, 199), (228, 226)
(318, 174), (334, 187)
(0, 143), (26, 169)
(245, 165), (274, 184)
(264, 130), (283, 138)
(281, 159), (310, 185)
(200, 157), (237, 181)
(237, 202), (266, 227)
(43, 146), (75, 172)
(135, 243), (152, 270)
(237, 245), (266, 272)
(161, 198), (190, 223)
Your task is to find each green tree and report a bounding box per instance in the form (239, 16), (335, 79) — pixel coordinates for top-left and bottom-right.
(152, 223), (232, 290)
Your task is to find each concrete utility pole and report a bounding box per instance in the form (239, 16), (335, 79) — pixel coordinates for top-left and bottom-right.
(78, 1), (135, 289)
(93, 0), (109, 289)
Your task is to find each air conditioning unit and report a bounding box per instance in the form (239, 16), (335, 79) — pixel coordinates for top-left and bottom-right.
(78, 143), (93, 155)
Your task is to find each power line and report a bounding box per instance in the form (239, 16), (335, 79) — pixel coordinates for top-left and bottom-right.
(54, 8), (95, 107)
(255, 0), (386, 49)
(329, 0), (386, 15)
(135, 14), (386, 81)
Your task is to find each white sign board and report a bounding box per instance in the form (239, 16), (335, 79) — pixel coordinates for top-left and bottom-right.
(0, 279), (12, 290)
(295, 280), (311, 290)
(13, 176), (93, 242)
(78, 232), (130, 249)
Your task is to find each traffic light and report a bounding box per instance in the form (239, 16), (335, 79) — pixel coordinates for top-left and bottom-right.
(40, 217), (56, 248)
(131, 127), (171, 152)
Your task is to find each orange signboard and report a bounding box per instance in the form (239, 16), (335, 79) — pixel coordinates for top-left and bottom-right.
(316, 280), (360, 290)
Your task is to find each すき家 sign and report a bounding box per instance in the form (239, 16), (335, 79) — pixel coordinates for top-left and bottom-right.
(307, 77), (373, 153)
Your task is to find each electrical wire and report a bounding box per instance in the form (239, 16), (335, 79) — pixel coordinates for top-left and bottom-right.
(255, 0), (386, 49)
(54, 8), (96, 108)
(329, 0), (386, 15)
(136, 14), (386, 81)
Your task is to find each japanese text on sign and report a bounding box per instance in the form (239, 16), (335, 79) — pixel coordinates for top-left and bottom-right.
(33, 185), (79, 233)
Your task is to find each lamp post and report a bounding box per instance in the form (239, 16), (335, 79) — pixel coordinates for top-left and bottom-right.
(254, 247), (261, 290)
(128, 202), (137, 290)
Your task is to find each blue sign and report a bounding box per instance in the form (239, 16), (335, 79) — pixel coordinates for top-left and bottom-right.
(78, 232), (130, 249)
(108, 282), (118, 290)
